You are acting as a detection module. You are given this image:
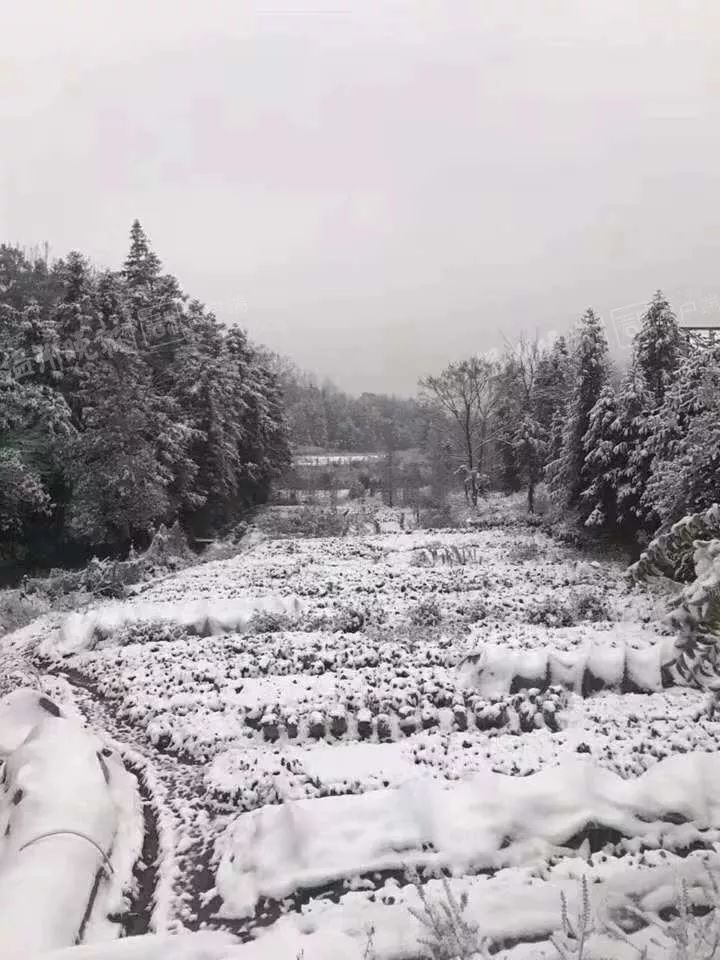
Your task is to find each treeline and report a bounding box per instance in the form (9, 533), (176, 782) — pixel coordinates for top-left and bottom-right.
(0, 222), (289, 569)
(275, 359), (425, 453)
(422, 292), (717, 542)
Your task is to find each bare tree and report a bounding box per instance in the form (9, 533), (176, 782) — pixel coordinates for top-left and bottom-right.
(420, 357), (499, 506)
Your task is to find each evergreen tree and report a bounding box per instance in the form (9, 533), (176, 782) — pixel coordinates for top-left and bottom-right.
(546, 309), (608, 509)
(580, 372), (649, 536)
(611, 374), (650, 535)
(493, 357), (522, 492)
(634, 290), (683, 408)
(644, 343), (720, 526)
(534, 335), (571, 436)
(123, 219), (162, 290)
(0, 226), (292, 562)
(580, 384), (620, 529)
(0, 370), (73, 540)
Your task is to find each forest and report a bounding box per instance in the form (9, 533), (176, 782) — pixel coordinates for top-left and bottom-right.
(1, 223), (716, 578)
(0, 222), (290, 570)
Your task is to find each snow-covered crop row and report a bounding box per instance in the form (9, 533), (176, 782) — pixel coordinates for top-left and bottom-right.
(20, 519), (714, 958)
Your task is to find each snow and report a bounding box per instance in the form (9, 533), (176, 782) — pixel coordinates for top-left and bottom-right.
(215, 751), (720, 918)
(0, 689), (141, 955)
(5, 516), (713, 958)
(213, 850), (720, 960)
(50, 595), (304, 657)
(25, 932), (238, 960)
(459, 630), (676, 696)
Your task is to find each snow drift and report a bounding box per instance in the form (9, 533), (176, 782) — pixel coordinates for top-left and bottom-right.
(0, 689), (140, 955)
(216, 751), (720, 917)
(22, 931), (237, 960)
(45, 595), (304, 657)
(458, 636), (679, 696)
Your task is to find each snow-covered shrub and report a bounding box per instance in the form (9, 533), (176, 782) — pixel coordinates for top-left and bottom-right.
(247, 609), (294, 634)
(571, 588), (610, 623)
(525, 591), (607, 627)
(550, 876), (593, 960)
(143, 520), (193, 566)
(526, 596), (576, 627)
(0, 589), (50, 637)
(206, 752), (310, 812)
(408, 870), (486, 959)
(549, 869), (720, 960)
(110, 619), (192, 647)
(458, 596), (488, 623)
(330, 604), (366, 633)
(411, 597), (443, 627)
(260, 507), (349, 539)
(630, 504), (720, 583)
(667, 539), (720, 688)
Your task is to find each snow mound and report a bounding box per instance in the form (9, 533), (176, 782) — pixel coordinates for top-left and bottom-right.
(0, 689), (140, 955)
(217, 851), (719, 960)
(459, 635), (679, 696)
(46, 595), (304, 657)
(23, 931), (238, 960)
(0, 687), (66, 755)
(216, 752), (720, 917)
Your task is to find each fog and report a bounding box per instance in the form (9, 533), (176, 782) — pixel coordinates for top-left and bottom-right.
(3, 0), (720, 392)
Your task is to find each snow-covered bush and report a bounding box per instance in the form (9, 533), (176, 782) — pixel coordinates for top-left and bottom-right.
(247, 609), (294, 634)
(525, 590), (609, 627)
(571, 588), (610, 623)
(260, 506), (349, 539)
(411, 597), (444, 627)
(407, 870), (487, 959)
(458, 596), (488, 624)
(630, 504), (720, 583)
(110, 619), (192, 648)
(0, 589), (50, 637)
(547, 869), (720, 960)
(330, 603), (367, 633)
(667, 539), (720, 688)
(526, 595), (576, 627)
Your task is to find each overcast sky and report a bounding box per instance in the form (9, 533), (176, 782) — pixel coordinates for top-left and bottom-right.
(3, 1), (720, 393)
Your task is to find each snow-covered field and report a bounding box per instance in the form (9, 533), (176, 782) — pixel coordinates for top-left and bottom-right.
(3, 506), (720, 958)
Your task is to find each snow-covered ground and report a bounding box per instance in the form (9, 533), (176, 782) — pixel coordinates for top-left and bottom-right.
(3, 509), (720, 958)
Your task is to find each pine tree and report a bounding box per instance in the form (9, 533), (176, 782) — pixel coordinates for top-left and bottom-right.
(612, 374), (650, 535)
(547, 309), (608, 509)
(494, 357), (522, 493)
(580, 384), (620, 529)
(123, 220), (162, 289)
(580, 372), (650, 536)
(0, 369), (73, 539)
(534, 335), (571, 435)
(634, 290), (683, 408)
(644, 342), (720, 526)
(0, 228), (289, 556)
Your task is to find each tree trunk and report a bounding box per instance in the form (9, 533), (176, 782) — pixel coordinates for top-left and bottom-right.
(465, 429), (477, 507)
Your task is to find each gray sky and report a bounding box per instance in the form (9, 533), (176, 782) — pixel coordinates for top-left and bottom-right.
(3, 1), (720, 393)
